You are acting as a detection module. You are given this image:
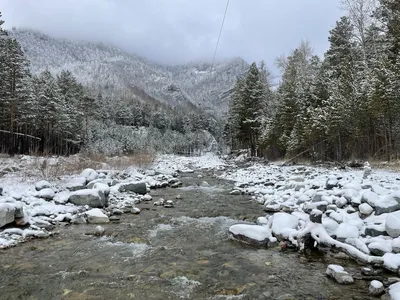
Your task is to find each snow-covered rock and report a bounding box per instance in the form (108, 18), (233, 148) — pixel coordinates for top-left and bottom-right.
(393, 238), (400, 253)
(386, 211), (400, 238)
(228, 224), (276, 247)
(68, 189), (107, 208)
(93, 182), (110, 197)
(38, 188), (55, 200)
(369, 280), (384, 296)
(118, 182), (147, 194)
(141, 194), (152, 201)
(94, 225), (105, 236)
(326, 264), (354, 284)
(368, 240), (392, 256)
(359, 203), (373, 216)
(383, 253), (400, 272)
(66, 177), (87, 191)
(389, 282), (400, 300)
(0, 203), (15, 228)
(336, 223), (359, 241)
(80, 168), (99, 183)
(345, 238), (369, 254)
(361, 190), (380, 208)
(35, 180), (52, 191)
(375, 192), (400, 215)
(85, 208), (109, 224)
(271, 213), (299, 242)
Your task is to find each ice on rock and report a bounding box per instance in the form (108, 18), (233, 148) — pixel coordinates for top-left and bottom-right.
(326, 264), (354, 284)
(85, 208), (109, 224)
(336, 223), (359, 241)
(386, 211), (400, 238)
(229, 224), (276, 247)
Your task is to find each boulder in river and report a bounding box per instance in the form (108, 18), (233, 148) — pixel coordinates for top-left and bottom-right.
(228, 224), (277, 247)
(118, 182), (147, 194)
(85, 208), (109, 224)
(369, 280), (384, 296)
(68, 189), (108, 208)
(326, 264), (354, 284)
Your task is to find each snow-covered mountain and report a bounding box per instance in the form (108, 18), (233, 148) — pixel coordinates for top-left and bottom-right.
(10, 28), (249, 113)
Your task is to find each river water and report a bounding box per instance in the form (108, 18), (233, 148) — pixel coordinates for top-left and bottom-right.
(0, 171), (382, 299)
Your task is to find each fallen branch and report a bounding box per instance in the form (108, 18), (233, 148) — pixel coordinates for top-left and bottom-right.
(0, 130), (41, 141)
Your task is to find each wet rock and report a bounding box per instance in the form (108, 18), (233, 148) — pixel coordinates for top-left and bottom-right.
(94, 225), (105, 236)
(118, 182), (147, 194)
(112, 209), (123, 215)
(361, 267), (382, 276)
(109, 216), (120, 222)
(68, 189), (107, 208)
(38, 188), (55, 200)
(170, 181), (182, 188)
(131, 207), (141, 214)
(369, 280), (384, 296)
(70, 214), (87, 224)
(0, 203), (15, 228)
(230, 190), (241, 195)
(66, 177), (87, 191)
(310, 209), (322, 223)
(326, 264), (354, 284)
(35, 180), (52, 191)
(164, 200), (174, 208)
(386, 211), (400, 238)
(141, 194), (152, 201)
(85, 208), (109, 224)
(228, 224), (276, 247)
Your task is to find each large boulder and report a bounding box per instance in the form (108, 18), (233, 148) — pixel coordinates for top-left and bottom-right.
(80, 168), (99, 184)
(38, 188), (55, 200)
(271, 213), (299, 240)
(118, 182), (147, 194)
(375, 192), (400, 215)
(326, 264), (354, 284)
(228, 224), (276, 247)
(85, 208), (109, 224)
(68, 189), (108, 207)
(0, 203), (15, 228)
(35, 180), (52, 191)
(386, 211), (400, 238)
(66, 177), (87, 191)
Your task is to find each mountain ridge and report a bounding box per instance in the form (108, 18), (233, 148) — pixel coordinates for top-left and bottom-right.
(10, 28), (249, 114)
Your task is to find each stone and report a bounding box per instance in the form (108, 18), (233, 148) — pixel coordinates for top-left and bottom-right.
(368, 240), (392, 256)
(229, 224), (276, 247)
(38, 188), (55, 200)
(70, 214), (87, 224)
(66, 177), (87, 191)
(131, 207), (141, 214)
(200, 181), (210, 187)
(393, 238), (400, 253)
(141, 194), (152, 201)
(230, 190), (241, 195)
(326, 178), (338, 190)
(375, 192), (400, 215)
(336, 223), (359, 241)
(170, 181), (182, 188)
(361, 190), (380, 207)
(164, 200), (174, 208)
(365, 224), (387, 237)
(176, 195), (182, 199)
(369, 280), (384, 296)
(80, 168), (99, 183)
(119, 182), (147, 194)
(359, 203), (373, 216)
(94, 225), (105, 236)
(85, 208), (109, 224)
(35, 180), (52, 191)
(310, 209), (322, 223)
(326, 264), (354, 284)
(112, 209), (123, 215)
(0, 203), (15, 228)
(68, 189), (108, 208)
(386, 211), (400, 238)
(336, 197), (348, 208)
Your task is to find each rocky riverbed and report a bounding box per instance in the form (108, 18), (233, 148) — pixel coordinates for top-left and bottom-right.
(1, 154), (400, 299)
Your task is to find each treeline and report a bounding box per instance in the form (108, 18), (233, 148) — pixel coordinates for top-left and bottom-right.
(226, 0), (400, 161)
(0, 12), (218, 156)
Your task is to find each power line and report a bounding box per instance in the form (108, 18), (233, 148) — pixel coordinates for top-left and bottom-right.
(211, 0), (230, 71)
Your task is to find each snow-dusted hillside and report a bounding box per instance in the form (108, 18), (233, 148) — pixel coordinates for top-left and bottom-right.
(10, 28), (249, 113)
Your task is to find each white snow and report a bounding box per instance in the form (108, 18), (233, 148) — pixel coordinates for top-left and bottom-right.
(228, 224), (273, 242)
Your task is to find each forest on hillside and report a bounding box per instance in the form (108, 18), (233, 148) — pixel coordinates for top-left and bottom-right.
(225, 0), (400, 161)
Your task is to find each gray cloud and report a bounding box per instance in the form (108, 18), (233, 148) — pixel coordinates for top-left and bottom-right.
(1, 0), (343, 71)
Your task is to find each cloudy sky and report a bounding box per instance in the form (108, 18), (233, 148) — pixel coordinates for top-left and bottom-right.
(1, 0), (343, 69)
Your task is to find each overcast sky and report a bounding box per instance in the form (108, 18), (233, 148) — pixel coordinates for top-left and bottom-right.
(1, 0), (343, 69)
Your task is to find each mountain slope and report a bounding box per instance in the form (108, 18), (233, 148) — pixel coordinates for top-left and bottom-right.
(10, 28), (249, 113)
